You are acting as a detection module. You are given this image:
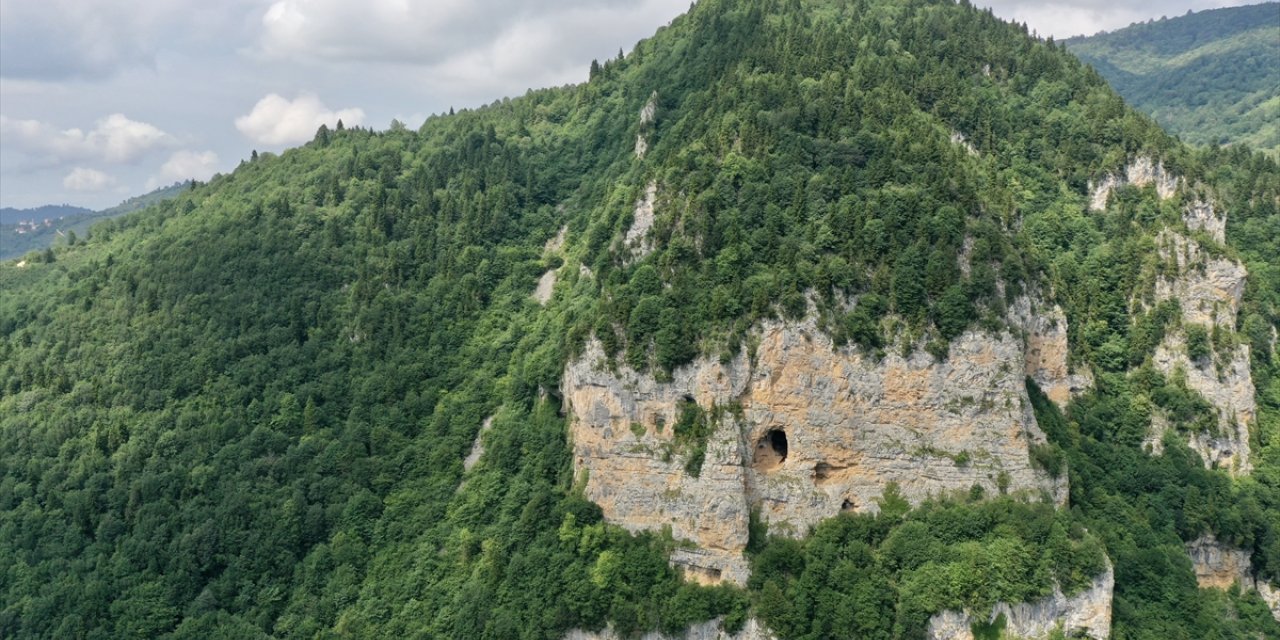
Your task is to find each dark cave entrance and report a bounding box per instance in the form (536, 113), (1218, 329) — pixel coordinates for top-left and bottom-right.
(752, 429), (788, 472)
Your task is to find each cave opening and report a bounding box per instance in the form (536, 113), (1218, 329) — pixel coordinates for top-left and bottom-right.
(752, 428), (788, 472)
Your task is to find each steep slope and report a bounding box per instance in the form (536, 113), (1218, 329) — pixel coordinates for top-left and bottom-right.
(1064, 3), (1280, 156)
(1, 0), (1279, 639)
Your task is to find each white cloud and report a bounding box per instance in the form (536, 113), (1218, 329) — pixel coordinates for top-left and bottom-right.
(255, 0), (686, 67)
(62, 167), (115, 191)
(234, 93), (364, 146)
(0, 113), (173, 163)
(0, 0), (260, 80)
(147, 149), (219, 189)
(977, 0), (1254, 38)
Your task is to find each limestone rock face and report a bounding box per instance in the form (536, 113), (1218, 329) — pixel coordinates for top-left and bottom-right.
(950, 131), (978, 157)
(1089, 156), (1180, 211)
(534, 269), (557, 304)
(625, 182), (658, 260)
(1008, 296), (1093, 407)
(1183, 199), (1226, 244)
(564, 316), (1068, 585)
(635, 91), (658, 158)
(926, 563), (1114, 640)
(564, 617), (774, 640)
(1187, 535), (1280, 621)
(463, 415), (494, 472)
(1147, 231), (1255, 474)
(1154, 232), (1246, 329)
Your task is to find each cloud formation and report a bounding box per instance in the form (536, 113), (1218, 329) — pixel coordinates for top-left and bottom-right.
(234, 93), (365, 146)
(977, 0), (1250, 38)
(62, 167), (116, 192)
(148, 150), (220, 189)
(0, 113), (174, 163)
(0, 0), (258, 80)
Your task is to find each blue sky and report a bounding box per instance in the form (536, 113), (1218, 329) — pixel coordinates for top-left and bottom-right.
(0, 0), (1261, 209)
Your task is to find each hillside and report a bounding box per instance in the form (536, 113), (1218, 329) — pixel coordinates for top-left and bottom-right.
(2, 0), (1279, 638)
(0, 183), (188, 261)
(1064, 3), (1280, 156)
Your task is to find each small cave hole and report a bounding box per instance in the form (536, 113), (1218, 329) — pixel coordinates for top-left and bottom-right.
(841, 498), (857, 512)
(752, 429), (788, 472)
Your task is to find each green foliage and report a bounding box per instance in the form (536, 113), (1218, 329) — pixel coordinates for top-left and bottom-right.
(1064, 4), (1280, 157)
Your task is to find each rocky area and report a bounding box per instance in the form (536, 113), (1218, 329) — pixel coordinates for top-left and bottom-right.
(1187, 535), (1280, 621)
(635, 91), (658, 158)
(563, 313), (1073, 584)
(564, 617), (774, 640)
(926, 563), (1114, 639)
(1008, 295), (1093, 407)
(1089, 156), (1180, 211)
(1146, 230), (1255, 474)
(625, 182), (658, 260)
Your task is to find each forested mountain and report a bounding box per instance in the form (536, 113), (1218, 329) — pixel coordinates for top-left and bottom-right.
(1, 0), (1278, 638)
(1, 183), (188, 261)
(1064, 3), (1280, 157)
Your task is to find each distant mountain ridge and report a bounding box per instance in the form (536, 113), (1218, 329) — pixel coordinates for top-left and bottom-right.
(0, 182), (188, 260)
(0, 204), (93, 226)
(1064, 2), (1280, 156)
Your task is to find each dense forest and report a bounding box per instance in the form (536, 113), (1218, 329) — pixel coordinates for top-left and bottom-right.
(1064, 2), (1280, 157)
(1, 0), (1278, 638)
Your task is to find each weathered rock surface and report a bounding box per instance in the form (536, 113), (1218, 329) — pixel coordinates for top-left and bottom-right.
(1147, 231), (1255, 474)
(1183, 199), (1226, 244)
(564, 617), (774, 640)
(463, 415), (494, 472)
(635, 91), (658, 158)
(564, 316), (1068, 585)
(534, 269), (558, 304)
(625, 182), (657, 259)
(1089, 156), (1180, 211)
(1008, 295), (1093, 407)
(950, 131), (978, 157)
(1154, 232), (1246, 329)
(926, 563), (1114, 640)
(1187, 535), (1280, 621)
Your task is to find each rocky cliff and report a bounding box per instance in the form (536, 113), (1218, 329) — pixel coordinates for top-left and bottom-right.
(1090, 156), (1256, 474)
(1186, 535), (1280, 621)
(1146, 226), (1254, 473)
(926, 563), (1114, 640)
(564, 618), (774, 640)
(1089, 156), (1180, 211)
(564, 311), (1077, 585)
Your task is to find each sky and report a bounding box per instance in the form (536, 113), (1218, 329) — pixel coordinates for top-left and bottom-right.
(0, 0), (1262, 210)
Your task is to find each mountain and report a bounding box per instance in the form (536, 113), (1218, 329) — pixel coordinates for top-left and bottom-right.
(0, 204), (94, 226)
(1063, 3), (1280, 156)
(0, 183), (189, 261)
(2, 0), (1279, 638)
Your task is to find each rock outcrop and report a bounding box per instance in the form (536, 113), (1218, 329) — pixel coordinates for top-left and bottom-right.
(1008, 295), (1093, 407)
(625, 181), (658, 260)
(1183, 199), (1226, 244)
(1147, 231), (1255, 474)
(1089, 156), (1180, 211)
(564, 316), (1069, 585)
(1186, 535), (1280, 621)
(463, 415), (494, 472)
(926, 563), (1114, 640)
(564, 617), (774, 640)
(635, 91), (658, 158)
